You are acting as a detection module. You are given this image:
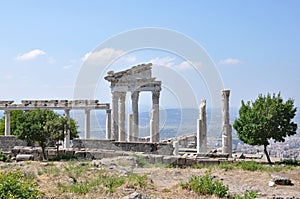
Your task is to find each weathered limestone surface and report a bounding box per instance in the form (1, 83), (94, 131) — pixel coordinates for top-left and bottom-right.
(197, 100), (207, 154)
(128, 114), (134, 141)
(163, 134), (196, 149)
(0, 136), (27, 152)
(72, 139), (173, 155)
(118, 92), (126, 141)
(64, 109), (70, 148)
(221, 90), (232, 157)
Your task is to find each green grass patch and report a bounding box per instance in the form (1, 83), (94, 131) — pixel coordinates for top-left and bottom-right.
(0, 170), (42, 198)
(181, 173), (258, 199)
(57, 168), (148, 195)
(180, 173), (229, 198)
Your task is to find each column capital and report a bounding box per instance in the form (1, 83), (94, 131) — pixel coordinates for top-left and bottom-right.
(119, 92), (126, 100)
(4, 109), (10, 114)
(221, 90), (230, 98)
(85, 108), (91, 113)
(131, 91), (140, 99)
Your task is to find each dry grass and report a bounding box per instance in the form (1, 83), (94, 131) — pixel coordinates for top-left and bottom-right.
(0, 160), (300, 199)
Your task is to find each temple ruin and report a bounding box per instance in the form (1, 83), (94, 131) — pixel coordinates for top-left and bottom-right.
(0, 63), (234, 163)
(104, 63), (161, 142)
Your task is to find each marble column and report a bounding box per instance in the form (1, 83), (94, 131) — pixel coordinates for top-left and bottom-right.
(118, 92), (126, 141)
(152, 91), (160, 142)
(149, 108), (156, 143)
(4, 110), (10, 136)
(111, 92), (119, 141)
(173, 140), (179, 156)
(131, 91), (139, 141)
(106, 109), (112, 140)
(197, 100), (207, 154)
(85, 109), (91, 139)
(221, 90), (232, 157)
(128, 114), (133, 141)
(64, 109), (70, 148)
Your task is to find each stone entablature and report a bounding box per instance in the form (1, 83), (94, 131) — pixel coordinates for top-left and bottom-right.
(0, 100), (109, 110)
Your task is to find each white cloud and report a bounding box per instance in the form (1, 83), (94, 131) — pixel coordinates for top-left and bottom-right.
(124, 56), (137, 63)
(16, 49), (46, 61)
(82, 48), (124, 64)
(4, 74), (13, 80)
(62, 64), (73, 70)
(149, 57), (200, 70)
(218, 58), (242, 65)
(149, 57), (176, 68)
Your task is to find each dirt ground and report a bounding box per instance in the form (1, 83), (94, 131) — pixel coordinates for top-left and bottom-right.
(1, 160), (300, 199)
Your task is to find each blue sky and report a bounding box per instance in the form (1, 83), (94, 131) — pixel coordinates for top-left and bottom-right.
(1, 1), (300, 110)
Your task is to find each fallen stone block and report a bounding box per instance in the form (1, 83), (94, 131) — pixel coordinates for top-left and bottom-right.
(16, 154), (34, 161)
(271, 175), (293, 185)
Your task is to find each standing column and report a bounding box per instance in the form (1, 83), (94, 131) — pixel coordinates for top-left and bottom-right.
(152, 91), (160, 142)
(85, 109), (91, 139)
(197, 100), (207, 154)
(4, 110), (10, 136)
(106, 109), (112, 140)
(64, 109), (70, 148)
(131, 91), (139, 141)
(118, 92), (126, 141)
(128, 114), (133, 141)
(150, 108), (157, 143)
(111, 92), (119, 140)
(221, 90), (232, 157)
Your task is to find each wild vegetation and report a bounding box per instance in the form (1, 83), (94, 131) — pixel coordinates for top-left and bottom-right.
(0, 159), (299, 198)
(234, 93), (297, 164)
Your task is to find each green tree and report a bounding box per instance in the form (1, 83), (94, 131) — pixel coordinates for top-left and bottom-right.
(8, 109), (79, 159)
(233, 93), (297, 164)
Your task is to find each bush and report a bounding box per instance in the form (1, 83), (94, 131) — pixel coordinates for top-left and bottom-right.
(180, 173), (229, 198)
(279, 159), (300, 166)
(0, 150), (10, 162)
(0, 170), (41, 198)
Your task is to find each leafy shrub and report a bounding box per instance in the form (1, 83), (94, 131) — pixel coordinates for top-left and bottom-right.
(0, 170), (41, 198)
(279, 159), (300, 166)
(180, 173), (228, 198)
(0, 150), (10, 162)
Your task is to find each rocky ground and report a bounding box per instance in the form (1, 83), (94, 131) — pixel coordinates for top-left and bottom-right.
(1, 157), (300, 199)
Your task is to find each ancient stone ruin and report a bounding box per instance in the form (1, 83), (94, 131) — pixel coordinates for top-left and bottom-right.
(104, 63), (161, 143)
(0, 100), (110, 148)
(0, 63), (234, 166)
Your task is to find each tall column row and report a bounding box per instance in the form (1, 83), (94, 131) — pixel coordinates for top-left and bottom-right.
(111, 90), (160, 143)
